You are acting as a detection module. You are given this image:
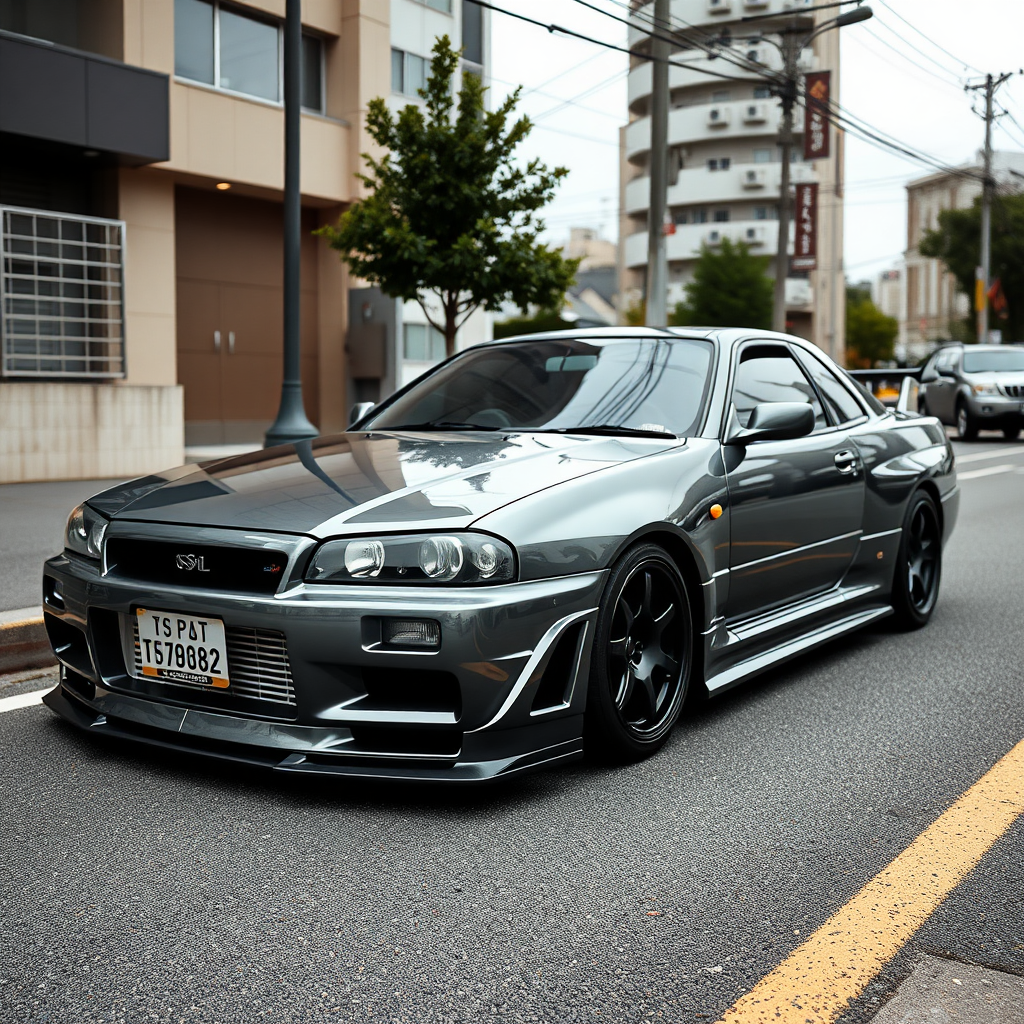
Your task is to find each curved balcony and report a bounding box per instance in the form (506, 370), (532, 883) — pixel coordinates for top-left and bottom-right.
(624, 161), (818, 214)
(626, 100), (787, 162)
(627, 0), (814, 46)
(624, 220), (786, 268)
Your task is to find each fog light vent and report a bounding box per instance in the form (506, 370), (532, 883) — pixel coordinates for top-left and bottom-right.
(383, 619), (440, 648)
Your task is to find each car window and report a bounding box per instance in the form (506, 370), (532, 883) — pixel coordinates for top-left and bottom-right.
(936, 350), (957, 371)
(731, 346), (827, 431)
(799, 352), (866, 424)
(962, 349), (1024, 373)
(365, 338), (716, 437)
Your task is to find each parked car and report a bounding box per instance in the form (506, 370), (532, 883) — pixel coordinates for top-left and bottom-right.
(43, 328), (958, 782)
(918, 343), (1024, 440)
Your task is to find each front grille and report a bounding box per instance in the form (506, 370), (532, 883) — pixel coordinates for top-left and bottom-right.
(1000, 384), (1024, 398)
(132, 621), (296, 706)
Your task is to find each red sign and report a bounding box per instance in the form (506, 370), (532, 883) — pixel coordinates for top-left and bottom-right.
(792, 183), (818, 271)
(803, 71), (830, 161)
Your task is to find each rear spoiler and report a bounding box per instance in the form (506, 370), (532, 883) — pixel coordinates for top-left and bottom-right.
(847, 368), (922, 415)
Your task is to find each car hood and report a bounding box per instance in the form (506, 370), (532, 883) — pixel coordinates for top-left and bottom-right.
(89, 431), (679, 538)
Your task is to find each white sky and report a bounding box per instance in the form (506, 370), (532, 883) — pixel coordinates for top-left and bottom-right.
(487, 0), (1024, 285)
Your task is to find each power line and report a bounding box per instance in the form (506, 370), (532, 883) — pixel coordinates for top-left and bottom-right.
(869, 13), (970, 82)
(874, 0), (983, 76)
(859, 25), (965, 93)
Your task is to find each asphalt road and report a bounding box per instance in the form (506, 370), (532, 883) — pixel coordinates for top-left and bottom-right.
(1, 438), (1023, 1023)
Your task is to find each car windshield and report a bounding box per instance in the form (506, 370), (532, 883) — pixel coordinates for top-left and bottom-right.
(962, 349), (1024, 373)
(364, 337), (715, 437)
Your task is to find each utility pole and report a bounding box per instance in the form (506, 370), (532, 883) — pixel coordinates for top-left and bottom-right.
(644, 0), (670, 327)
(967, 72), (1012, 345)
(265, 0), (318, 447)
(772, 27), (800, 334)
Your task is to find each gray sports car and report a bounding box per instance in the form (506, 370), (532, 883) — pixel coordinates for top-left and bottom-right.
(43, 328), (958, 782)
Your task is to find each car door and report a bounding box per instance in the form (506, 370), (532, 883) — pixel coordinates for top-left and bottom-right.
(928, 349), (958, 423)
(723, 342), (866, 621)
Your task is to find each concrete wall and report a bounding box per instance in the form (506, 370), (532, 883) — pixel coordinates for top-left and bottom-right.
(0, 383), (184, 483)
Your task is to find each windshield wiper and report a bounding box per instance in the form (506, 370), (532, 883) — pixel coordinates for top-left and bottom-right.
(530, 424), (677, 439)
(383, 420), (504, 431)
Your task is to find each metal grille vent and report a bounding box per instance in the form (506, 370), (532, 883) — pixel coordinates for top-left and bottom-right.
(132, 621), (297, 706)
(1, 206), (126, 378)
(1000, 384), (1024, 398)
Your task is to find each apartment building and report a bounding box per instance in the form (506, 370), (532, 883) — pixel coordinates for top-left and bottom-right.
(618, 0), (845, 358)
(1, 0), (488, 483)
(900, 150), (1024, 361)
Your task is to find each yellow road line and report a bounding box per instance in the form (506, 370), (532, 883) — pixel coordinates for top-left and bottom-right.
(718, 738), (1024, 1024)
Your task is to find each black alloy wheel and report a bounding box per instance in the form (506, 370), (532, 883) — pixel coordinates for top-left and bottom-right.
(956, 401), (978, 441)
(585, 543), (692, 762)
(891, 491), (942, 629)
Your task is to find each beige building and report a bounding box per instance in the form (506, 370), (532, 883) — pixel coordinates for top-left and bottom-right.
(618, 0), (845, 361)
(1, 0), (488, 483)
(900, 150), (1024, 362)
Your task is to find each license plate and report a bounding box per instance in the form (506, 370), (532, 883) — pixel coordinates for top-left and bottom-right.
(135, 608), (229, 689)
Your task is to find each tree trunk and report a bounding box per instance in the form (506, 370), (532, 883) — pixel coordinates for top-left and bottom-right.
(444, 297), (458, 358)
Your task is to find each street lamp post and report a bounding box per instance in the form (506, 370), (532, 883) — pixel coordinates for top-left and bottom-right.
(265, 0), (318, 449)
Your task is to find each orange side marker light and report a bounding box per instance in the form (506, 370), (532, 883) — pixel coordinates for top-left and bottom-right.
(710, 503), (724, 520)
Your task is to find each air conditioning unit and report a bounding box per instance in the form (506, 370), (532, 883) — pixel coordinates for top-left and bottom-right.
(743, 103), (768, 124)
(706, 230), (723, 246)
(742, 169), (767, 189)
(744, 227), (766, 244)
(707, 106), (732, 128)
(707, 0), (731, 13)
(746, 49), (762, 64)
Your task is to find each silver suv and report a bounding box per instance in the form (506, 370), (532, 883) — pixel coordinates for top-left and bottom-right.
(919, 344), (1024, 441)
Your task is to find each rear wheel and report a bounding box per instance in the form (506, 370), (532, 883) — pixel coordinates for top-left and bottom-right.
(956, 402), (978, 441)
(585, 544), (692, 763)
(891, 491), (942, 630)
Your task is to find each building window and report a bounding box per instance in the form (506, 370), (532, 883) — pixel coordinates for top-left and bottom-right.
(692, 209), (708, 224)
(754, 206), (767, 220)
(403, 323), (446, 362)
(392, 48), (429, 96)
(1, 207), (125, 379)
(712, 90), (731, 102)
(753, 148), (772, 163)
(713, 210), (730, 222)
(754, 86), (771, 99)
(673, 210), (688, 225)
(416, 0), (453, 10)
(174, 0), (323, 108)
(461, 0), (483, 65)
(707, 158), (730, 171)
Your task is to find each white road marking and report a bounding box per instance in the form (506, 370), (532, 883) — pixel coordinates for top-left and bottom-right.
(0, 687), (51, 714)
(958, 464), (1017, 480)
(955, 445), (1024, 465)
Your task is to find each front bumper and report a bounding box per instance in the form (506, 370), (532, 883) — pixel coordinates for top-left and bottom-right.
(42, 540), (606, 782)
(966, 392), (1024, 425)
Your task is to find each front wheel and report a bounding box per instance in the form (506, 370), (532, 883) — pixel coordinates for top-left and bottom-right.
(890, 491), (942, 630)
(956, 402), (978, 441)
(1003, 426), (1021, 441)
(585, 544), (693, 763)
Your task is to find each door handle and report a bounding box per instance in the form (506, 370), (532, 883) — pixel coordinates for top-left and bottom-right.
(834, 450), (858, 475)
(213, 330), (221, 352)
(228, 331), (235, 355)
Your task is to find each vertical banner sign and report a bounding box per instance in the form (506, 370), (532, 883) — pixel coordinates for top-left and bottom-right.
(792, 183), (818, 271)
(804, 71), (831, 161)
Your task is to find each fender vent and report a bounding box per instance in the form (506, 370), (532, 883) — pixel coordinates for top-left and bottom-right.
(531, 623), (587, 713)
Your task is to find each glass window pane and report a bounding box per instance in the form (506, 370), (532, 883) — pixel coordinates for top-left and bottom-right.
(461, 0), (483, 63)
(801, 353), (866, 424)
(406, 54), (428, 95)
(301, 34), (322, 111)
(391, 48), (404, 93)
(219, 8), (279, 101)
(429, 328), (446, 361)
(174, 0), (214, 84)
(427, 0), (453, 11)
(753, 148), (771, 163)
(732, 349), (826, 430)
(404, 324), (427, 361)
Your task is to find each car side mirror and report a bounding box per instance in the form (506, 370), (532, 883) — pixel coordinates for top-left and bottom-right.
(935, 366), (955, 379)
(726, 402), (816, 445)
(348, 401), (375, 428)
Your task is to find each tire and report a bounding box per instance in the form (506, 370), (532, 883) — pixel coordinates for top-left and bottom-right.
(1003, 426), (1021, 441)
(890, 491), (942, 630)
(584, 543), (693, 763)
(956, 401), (978, 441)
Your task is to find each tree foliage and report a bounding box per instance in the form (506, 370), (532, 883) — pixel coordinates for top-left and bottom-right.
(493, 309), (573, 339)
(845, 282), (897, 368)
(669, 239), (773, 329)
(919, 192), (1024, 343)
(318, 37), (578, 357)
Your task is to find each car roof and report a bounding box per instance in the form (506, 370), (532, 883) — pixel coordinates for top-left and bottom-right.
(483, 326), (812, 347)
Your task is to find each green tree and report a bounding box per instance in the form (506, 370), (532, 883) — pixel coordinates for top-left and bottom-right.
(669, 238), (773, 329)
(845, 282), (897, 367)
(919, 192), (1024, 343)
(318, 37), (578, 357)
(493, 309), (572, 339)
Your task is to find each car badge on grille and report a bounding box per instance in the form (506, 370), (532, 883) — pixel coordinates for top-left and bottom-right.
(264, 563), (283, 573)
(176, 553), (210, 572)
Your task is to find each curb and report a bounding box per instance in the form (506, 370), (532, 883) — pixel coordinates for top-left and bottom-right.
(0, 607), (55, 675)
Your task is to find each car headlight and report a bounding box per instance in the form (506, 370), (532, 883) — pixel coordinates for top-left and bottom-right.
(306, 533), (516, 585)
(64, 503), (108, 560)
(972, 383), (999, 396)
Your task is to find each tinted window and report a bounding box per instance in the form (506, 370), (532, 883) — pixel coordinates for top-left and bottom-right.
(175, 0), (214, 84)
(732, 348), (826, 430)
(800, 353), (865, 424)
(962, 349), (1024, 373)
(301, 34), (322, 112)
(366, 339), (715, 437)
(219, 8), (279, 101)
